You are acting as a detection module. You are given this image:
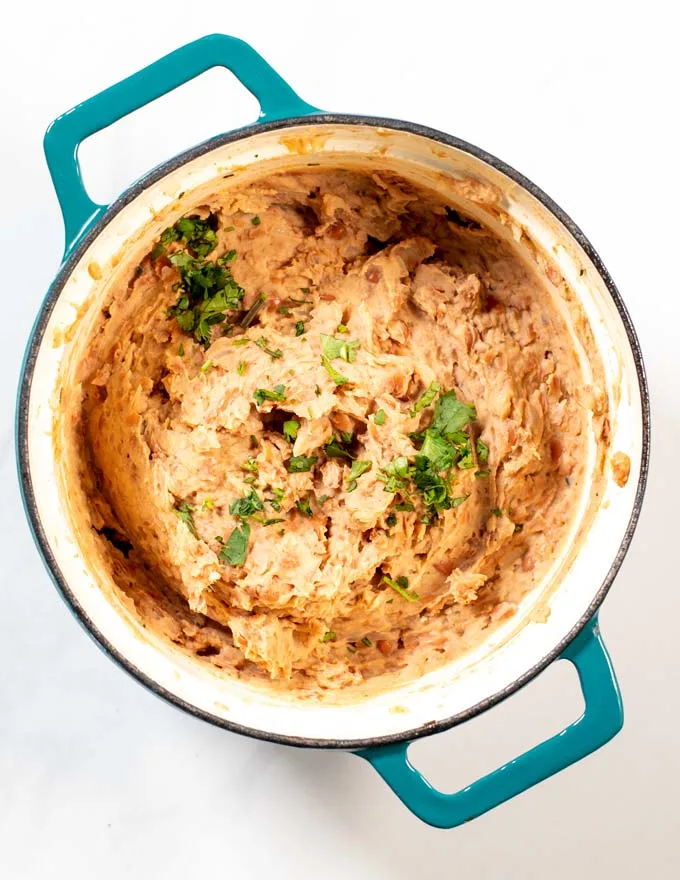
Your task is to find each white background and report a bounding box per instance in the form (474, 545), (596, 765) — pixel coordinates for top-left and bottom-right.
(1, 1), (678, 877)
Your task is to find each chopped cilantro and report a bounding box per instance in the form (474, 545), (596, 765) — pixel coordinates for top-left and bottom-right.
(314, 385), (322, 397)
(251, 216), (261, 226)
(237, 361), (247, 375)
(361, 637), (373, 647)
(346, 460), (372, 492)
(514, 523), (524, 533)
(475, 469), (490, 478)
(174, 502), (197, 538)
(200, 360), (214, 373)
(177, 343), (185, 357)
(161, 215), (218, 258)
(266, 488), (285, 511)
(295, 495), (314, 517)
(318, 494), (329, 506)
(395, 502), (415, 512)
(288, 455), (318, 473)
(252, 516), (285, 526)
(410, 381), (441, 417)
(491, 508), (503, 516)
(382, 574), (419, 602)
(229, 489), (264, 519)
(253, 384), (286, 407)
(295, 321), (305, 337)
(283, 420), (300, 442)
(151, 243), (166, 260)
(386, 513), (397, 527)
(452, 495), (469, 507)
(320, 333), (360, 363)
(224, 225), (235, 232)
(374, 409), (386, 426)
(202, 497), (214, 510)
(322, 631), (336, 643)
(231, 337), (250, 346)
(431, 390), (477, 435)
(321, 354), (349, 385)
(241, 457), (259, 474)
(255, 337), (283, 360)
(337, 324), (349, 334)
(167, 250), (245, 346)
(277, 305), (291, 315)
(219, 522), (250, 565)
(324, 436), (354, 460)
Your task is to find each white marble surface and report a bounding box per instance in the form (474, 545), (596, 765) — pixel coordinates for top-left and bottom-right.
(1, 2), (677, 877)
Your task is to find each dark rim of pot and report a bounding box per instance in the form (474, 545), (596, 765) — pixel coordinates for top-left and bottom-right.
(16, 114), (650, 750)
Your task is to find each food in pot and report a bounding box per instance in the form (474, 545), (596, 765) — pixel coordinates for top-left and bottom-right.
(68, 168), (596, 693)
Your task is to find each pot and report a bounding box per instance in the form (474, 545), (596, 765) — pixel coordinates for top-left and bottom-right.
(16, 33), (649, 828)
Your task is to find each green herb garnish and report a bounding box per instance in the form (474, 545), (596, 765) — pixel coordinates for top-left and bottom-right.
(320, 333), (360, 363)
(283, 420), (300, 442)
(288, 455), (318, 473)
(237, 361), (247, 375)
(295, 321), (305, 336)
(295, 495), (314, 517)
(200, 360), (214, 373)
(322, 631), (336, 643)
(324, 435), (354, 460)
(321, 354), (349, 385)
(374, 409), (386, 426)
(229, 489), (264, 519)
(346, 460), (372, 492)
(255, 337), (283, 360)
(253, 384), (286, 407)
(202, 497), (214, 510)
(361, 637), (373, 647)
(251, 216), (261, 226)
(174, 502), (197, 538)
(452, 495), (469, 507)
(382, 574), (419, 602)
(386, 513), (397, 527)
(410, 381), (441, 417)
(178, 343), (185, 357)
(241, 457), (259, 474)
(266, 488), (285, 512)
(219, 522), (250, 565)
(491, 508), (503, 516)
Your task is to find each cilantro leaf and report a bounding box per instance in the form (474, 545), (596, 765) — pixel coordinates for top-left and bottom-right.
(322, 631), (336, 643)
(288, 455), (318, 473)
(219, 522), (250, 565)
(410, 381), (441, 417)
(321, 354), (349, 385)
(324, 436), (354, 460)
(255, 337), (283, 360)
(382, 574), (419, 602)
(419, 428), (457, 472)
(229, 489), (264, 519)
(283, 420), (300, 442)
(295, 495), (314, 517)
(253, 385), (286, 407)
(320, 334), (361, 363)
(174, 502), (197, 538)
(431, 390), (477, 435)
(295, 321), (305, 336)
(374, 409), (386, 426)
(241, 294), (266, 328)
(346, 460), (372, 492)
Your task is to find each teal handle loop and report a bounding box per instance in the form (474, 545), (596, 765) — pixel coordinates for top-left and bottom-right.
(358, 616), (622, 828)
(44, 33), (320, 253)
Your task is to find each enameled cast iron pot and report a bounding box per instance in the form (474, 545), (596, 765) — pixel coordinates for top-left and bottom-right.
(16, 34), (650, 828)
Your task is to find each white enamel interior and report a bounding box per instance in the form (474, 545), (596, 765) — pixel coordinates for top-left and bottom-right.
(25, 123), (644, 743)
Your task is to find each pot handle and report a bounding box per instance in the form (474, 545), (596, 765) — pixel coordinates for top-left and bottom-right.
(357, 616), (622, 828)
(44, 33), (320, 253)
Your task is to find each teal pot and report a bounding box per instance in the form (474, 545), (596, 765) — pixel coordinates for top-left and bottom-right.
(16, 34), (649, 828)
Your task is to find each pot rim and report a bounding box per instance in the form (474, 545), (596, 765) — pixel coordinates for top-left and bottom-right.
(16, 113), (651, 750)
